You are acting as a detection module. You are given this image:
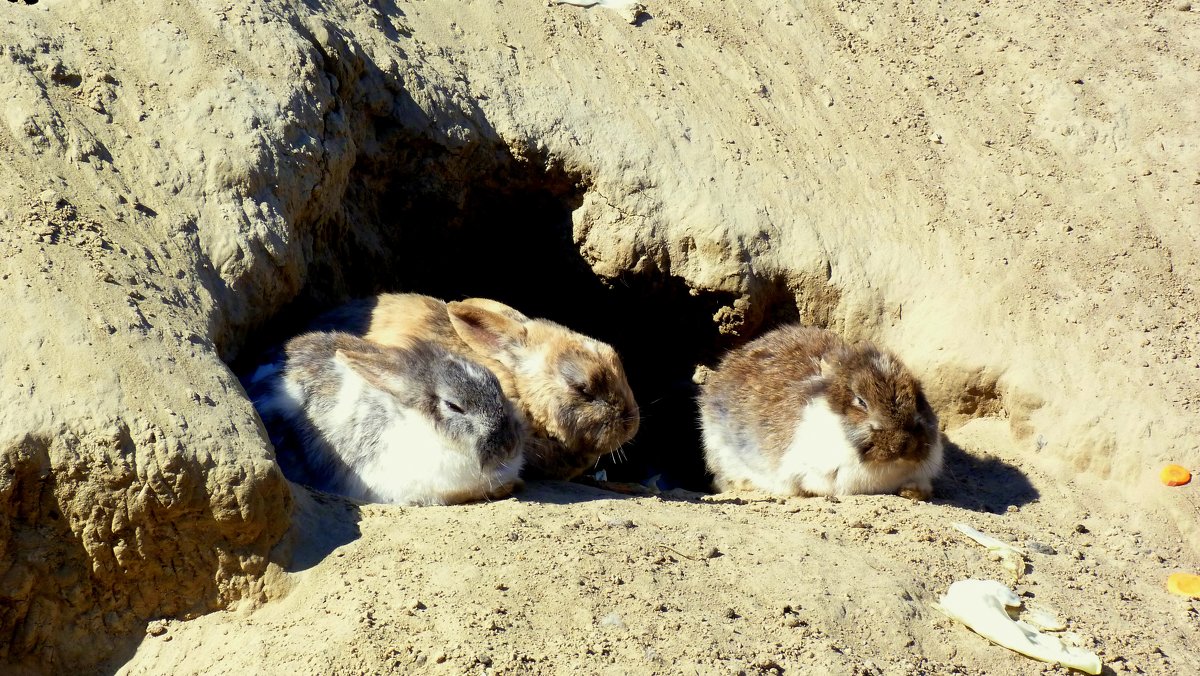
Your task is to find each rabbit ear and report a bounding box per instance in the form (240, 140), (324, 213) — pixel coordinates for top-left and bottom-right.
(334, 348), (410, 395)
(818, 357), (833, 377)
(446, 302), (528, 366)
(458, 297), (531, 324)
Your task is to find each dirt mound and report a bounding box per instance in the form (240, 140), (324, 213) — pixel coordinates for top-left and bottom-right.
(1, 0), (1197, 672)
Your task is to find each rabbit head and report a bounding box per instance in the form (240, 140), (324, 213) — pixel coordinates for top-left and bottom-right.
(820, 345), (941, 467)
(333, 340), (525, 473)
(447, 300), (640, 478)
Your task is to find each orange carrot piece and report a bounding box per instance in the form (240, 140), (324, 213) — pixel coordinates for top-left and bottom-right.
(1167, 573), (1200, 598)
(1160, 464), (1192, 487)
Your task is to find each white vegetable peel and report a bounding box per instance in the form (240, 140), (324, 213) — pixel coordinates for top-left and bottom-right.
(936, 579), (1101, 675)
(552, 0), (646, 24)
(1023, 606), (1068, 632)
(953, 523), (1026, 582)
(952, 523), (1025, 554)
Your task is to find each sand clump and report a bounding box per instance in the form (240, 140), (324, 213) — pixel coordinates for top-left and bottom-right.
(0, 0), (1197, 672)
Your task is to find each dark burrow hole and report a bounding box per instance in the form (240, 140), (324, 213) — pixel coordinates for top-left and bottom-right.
(235, 136), (800, 492)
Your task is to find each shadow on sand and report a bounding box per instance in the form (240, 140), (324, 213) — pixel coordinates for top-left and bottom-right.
(933, 438), (1040, 513)
(514, 479), (663, 506)
(273, 478), (656, 572)
(272, 487), (364, 573)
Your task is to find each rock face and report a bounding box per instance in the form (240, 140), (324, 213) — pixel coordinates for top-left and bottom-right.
(1, 0), (1197, 671)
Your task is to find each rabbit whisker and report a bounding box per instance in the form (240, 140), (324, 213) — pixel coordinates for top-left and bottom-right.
(607, 444), (627, 465)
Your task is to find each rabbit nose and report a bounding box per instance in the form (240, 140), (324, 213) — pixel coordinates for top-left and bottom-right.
(481, 421), (520, 460)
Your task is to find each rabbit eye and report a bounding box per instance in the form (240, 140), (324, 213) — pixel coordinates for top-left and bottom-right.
(572, 382), (596, 400)
(442, 400), (465, 414)
(853, 395), (868, 411)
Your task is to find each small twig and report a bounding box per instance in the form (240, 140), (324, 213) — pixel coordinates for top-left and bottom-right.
(658, 544), (704, 562)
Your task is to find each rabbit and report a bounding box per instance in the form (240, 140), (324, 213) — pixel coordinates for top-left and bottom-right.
(245, 330), (525, 506)
(698, 324), (943, 500)
(310, 293), (640, 480)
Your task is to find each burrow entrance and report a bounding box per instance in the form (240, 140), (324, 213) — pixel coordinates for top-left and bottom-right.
(237, 133), (801, 491)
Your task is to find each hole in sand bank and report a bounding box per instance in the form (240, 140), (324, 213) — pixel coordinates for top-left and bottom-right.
(229, 127), (1033, 502)
(232, 135), (801, 492)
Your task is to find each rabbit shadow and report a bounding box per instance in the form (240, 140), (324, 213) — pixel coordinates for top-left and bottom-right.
(270, 485), (363, 572)
(933, 437), (1040, 512)
(516, 477), (716, 505)
(515, 480), (642, 505)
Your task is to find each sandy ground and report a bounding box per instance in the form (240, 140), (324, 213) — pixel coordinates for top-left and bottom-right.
(116, 421), (1200, 675)
(2, 0), (1198, 673)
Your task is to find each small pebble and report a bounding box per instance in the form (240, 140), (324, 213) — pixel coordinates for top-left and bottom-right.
(599, 612), (625, 629)
(599, 512), (635, 529)
(1026, 541), (1057, 555)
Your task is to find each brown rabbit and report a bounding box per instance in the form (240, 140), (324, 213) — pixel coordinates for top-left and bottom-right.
(312, 294), (640, 479)
(698, 324), (943, 499)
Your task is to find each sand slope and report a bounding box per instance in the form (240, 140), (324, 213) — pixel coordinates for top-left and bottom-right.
(0, 0), (1197, 672)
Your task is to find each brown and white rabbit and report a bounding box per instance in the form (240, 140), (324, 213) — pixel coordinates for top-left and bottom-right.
(312, 293), (640, 480)
(698, 324), (943, 499)
(246, 331), (524, 505)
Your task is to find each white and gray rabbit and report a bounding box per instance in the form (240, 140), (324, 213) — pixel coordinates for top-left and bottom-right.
(247, 331), (525, 505)
(699, 324), (943, 500)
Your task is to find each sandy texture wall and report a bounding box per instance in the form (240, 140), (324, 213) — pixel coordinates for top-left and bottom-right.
(1, 0), (1197, 670)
